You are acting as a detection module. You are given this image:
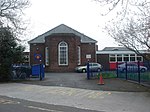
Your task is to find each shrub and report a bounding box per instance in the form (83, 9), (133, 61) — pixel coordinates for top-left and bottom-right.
(97, 72), (117, 79)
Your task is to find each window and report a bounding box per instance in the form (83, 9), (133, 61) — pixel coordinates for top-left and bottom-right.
(117, 54), (122, 62)
(123, 54), (129, 62)
(24, 55), (29, 62)
(137, 56), (143, 62)
(109, 53), (143, 63)
(109, 54), (116, 62)
(77, 46), (81, 65)
(45, 47), (49, 66)
(93, 63), (98, 67)
(130, 54), (135, 62)
(58, 41), (68, 65)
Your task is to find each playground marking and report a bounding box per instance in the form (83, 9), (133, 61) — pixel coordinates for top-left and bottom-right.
(0, 98), (20, 104)
(27, 106), (63, 112)
(19, 85), (112, 99)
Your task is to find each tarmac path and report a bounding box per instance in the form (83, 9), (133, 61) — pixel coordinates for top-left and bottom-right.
(0, 83), (150, 112)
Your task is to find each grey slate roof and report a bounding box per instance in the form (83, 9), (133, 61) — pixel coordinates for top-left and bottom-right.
(28, 24), (97, 44)
(102, 47), (129, 51)
(96, 47), (149, 54)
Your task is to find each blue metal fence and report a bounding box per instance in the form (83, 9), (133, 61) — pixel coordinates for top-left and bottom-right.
(116, 61), (150, 85)
(86, 62), (101, 79)
(11, 64), (31, 80)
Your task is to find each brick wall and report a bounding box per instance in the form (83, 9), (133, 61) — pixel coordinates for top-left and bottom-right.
(45, 33), (81, 72)
(97, 54), (109, 70)
(30, 43), (45, 65)
(29, 33), (97, 72)
(80, 43), (97, 65)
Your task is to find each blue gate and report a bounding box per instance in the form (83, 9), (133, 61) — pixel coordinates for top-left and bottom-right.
(32, 64), (45, 80)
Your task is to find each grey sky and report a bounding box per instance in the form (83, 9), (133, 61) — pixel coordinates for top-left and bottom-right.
(24, 0), (118, 50)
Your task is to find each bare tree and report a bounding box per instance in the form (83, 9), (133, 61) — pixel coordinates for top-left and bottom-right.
(0, 0), (30, 36)
(105, 17), (150, 59)
(96, 0), (150, 60)
(95, 0), (150, 17)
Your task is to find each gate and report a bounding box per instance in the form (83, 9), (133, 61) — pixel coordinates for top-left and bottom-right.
(32, 64), (45, 80)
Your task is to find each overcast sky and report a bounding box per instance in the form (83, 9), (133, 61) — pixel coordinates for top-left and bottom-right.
(24, 0), (119, 51)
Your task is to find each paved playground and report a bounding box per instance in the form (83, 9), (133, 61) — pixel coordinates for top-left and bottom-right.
(21, 73), (150, 92)
(1, 73), (150, 112)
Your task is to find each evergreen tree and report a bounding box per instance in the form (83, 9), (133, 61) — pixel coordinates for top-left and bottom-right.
(0, 0), (30, 81)
(0, 27), (25, 81)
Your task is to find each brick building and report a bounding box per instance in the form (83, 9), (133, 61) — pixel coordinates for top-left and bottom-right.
(96, 47), (149, 70)
(28, 24), (97, 72)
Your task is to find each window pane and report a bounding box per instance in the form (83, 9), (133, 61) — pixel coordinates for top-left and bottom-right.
(117, 54), (122, 57)
(93, 64), (98, 66)
(137, 57), (142, 61)
(124, 57), (129, 61)
(110, 57), (116, 62)
(123, 54), (129, 56)
(117, 54), (122, 62)
(59, 42), (68, 65)
(130, 57), (135, 61)
(110, 54), (115, 57)
(117, 57), (122, 62)
(89, 63), (92, 66)
(109, 54), (116, 62)
(77, 46), (81, 65)
(130, 54), (135, 56)
(45, 47), (49, 66)
(60, 42), (66, 46)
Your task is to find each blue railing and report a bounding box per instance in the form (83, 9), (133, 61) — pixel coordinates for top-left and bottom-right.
(116, 61), (150, 85)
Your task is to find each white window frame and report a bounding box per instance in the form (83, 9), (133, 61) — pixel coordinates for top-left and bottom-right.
(123, 54), (129, 62)
(109, 54), (116, 62)
(136, 56), (143, 62)
(130, 54), (136, 62)
(58, 41), (68, 65)
(117, 54), (123, 62)
(45, 47), (49, 66)
(109, 54), (143, 62)
(77, 46), (81, 65)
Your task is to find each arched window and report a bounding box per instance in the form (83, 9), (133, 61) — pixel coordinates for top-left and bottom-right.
(45, 47), (49, 66)
(58, 41), (68, 65)
(77, 46), (81, 65)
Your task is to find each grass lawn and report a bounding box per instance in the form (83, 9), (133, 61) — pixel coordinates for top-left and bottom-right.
(97, 71), (117, 79)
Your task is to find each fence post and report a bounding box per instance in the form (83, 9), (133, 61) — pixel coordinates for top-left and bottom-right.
(40, 64), (42, 81)
(138, 61), (140, 83)
(116, 61), (118, 78)
(87, 61), (90, 80)
(125, 61), (127, 80)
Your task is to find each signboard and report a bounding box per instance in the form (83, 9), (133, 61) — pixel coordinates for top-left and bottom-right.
(86, 54), (91, 59)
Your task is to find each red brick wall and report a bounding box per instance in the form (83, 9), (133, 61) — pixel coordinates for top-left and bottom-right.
(80, 43), (97, 65)
(29, 33), (97, 72)
(30, 43), (45, 65)
(45, 33), (81, 72)
(97, 54), (109, 70)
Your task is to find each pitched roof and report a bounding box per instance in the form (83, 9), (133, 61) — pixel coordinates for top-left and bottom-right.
(102, 47), (129, 51)
(96, 47), (148, 54)
(28, 24), (97, 44)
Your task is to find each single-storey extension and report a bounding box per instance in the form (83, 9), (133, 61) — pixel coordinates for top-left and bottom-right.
(97, 47), (150, 70)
